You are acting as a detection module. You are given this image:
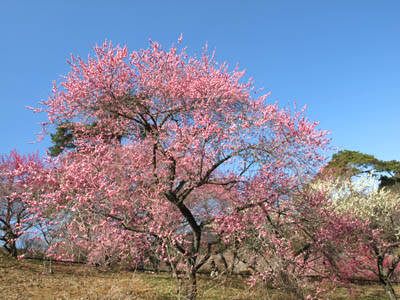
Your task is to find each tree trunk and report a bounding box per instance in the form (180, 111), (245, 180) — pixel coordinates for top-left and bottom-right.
(384, 281), (397, 300)
(10, 240), (18, 258)
(185, 268), (197, 300)
(230, 248), (238, 275)
(167, 260), (178, 278)
(377, 259), (398, 300)
(220, 253), (229, 273)
(3, 230), (18, 258)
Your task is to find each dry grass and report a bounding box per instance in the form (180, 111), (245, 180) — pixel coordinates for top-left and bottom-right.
(0, 255), (397, 300)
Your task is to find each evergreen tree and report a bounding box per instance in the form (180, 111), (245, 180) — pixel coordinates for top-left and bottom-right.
(324, 150), (400, 190)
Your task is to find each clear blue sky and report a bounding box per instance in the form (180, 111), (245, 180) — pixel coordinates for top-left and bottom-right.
(1, 0), (399, 162)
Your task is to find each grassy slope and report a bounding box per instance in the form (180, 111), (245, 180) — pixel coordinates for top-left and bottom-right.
(0, 256), (395, 300)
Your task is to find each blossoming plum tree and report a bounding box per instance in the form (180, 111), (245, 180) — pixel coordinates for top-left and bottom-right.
(0, 150), (43, 257)
(215, 177), (363, 299)
(289, 173), (400, 300)
(325, 174), (400, 300)
(31, 39), (329, 299)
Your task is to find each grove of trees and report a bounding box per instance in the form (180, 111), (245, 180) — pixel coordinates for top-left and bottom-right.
(1, 39), (399, 300)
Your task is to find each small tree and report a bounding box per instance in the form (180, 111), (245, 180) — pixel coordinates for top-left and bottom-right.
(31, 39), (329, 299)
(217, 185), (355, 299)
(0, 150), (42, 257)
(309, 174), (400, 300)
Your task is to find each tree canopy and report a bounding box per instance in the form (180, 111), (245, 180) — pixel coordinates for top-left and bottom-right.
(27, 39), (329, 300)
(323, 150), (400, 190)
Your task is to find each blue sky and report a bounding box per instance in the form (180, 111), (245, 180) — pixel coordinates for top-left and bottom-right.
(1, 0), (399, 162)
